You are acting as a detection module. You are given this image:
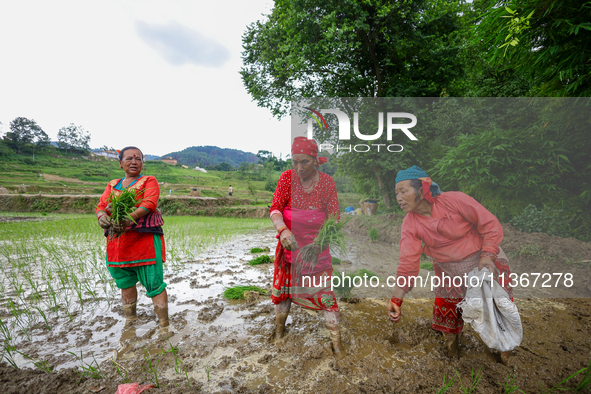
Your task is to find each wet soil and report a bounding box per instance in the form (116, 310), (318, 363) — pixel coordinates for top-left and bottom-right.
(1, 220), (591, 393)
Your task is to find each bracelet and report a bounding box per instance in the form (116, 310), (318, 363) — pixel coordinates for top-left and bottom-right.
(277, 226), (289, 235)
(390, 297), (403, 307)
(480, 251), (496, 260)
(97, 211), (107, 220)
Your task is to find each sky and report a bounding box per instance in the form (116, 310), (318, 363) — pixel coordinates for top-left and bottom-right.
(0, 0), (291, 157)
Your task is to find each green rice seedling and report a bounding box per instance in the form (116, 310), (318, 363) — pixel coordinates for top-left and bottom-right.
(0, 318), (12, 341)
(368, 228), (379, 242)
(204, 352), (215, 382)
(455, 366), (483, 394)
(503, 374), (523, 394)
(111, 359), (130, 383)
(222, 286), (266, 300)
(545, 358), (591, 392)
(67, 350), (104, 383)
(142, 347), (161, 388)
(434, 373), (455, 393)
(2, 342), (19, 369)
(33, 305), (51, 331)
(248, 255), (272, 266)
(296, 216), (349, 273)
(420, 262), (434, 271)
(108, 189), (141, 224)
(17, 351), (53, 373)
(332, 257), (341, 265)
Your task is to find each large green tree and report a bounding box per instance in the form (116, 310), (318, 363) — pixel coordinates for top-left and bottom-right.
(241, 0), (468, 206)
(474, 0), (591, 96)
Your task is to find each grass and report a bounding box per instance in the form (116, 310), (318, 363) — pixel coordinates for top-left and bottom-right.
(248, 255), (272, 265)
(222, 286), (266, 300)
(332, 257), (341, 265)
(420, 262), (434, 271)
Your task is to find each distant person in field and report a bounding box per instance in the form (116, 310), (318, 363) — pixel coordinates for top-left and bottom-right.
(269, 137), (344, 358)
(228, 185), (233, 196)
(96, 146), (170, 332)
(389, 165), (517, 363)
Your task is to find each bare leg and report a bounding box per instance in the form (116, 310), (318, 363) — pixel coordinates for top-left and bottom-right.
(444, 333), (459, 357)
(121, 286), (138, 322)
(500, 351), (511, 365)
(323, 310), (345, 359)
(151, 289), (169, 328)
(274, 299), (291, 341)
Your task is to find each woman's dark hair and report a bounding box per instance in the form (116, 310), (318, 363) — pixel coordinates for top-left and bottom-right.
(409, 179), (423, 202)
(119, 146), (144, 161)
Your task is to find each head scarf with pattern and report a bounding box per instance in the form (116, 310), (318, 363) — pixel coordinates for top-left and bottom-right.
(395, 165), (442, 204)
(291, 137), (327, 167)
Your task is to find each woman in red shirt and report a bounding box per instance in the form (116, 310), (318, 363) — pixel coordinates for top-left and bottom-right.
(96, 146), (169, 331)
(388, 166), (514, 363)
(270, 137), (344, 358)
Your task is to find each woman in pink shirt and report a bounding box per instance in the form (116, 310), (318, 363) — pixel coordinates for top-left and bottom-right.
(388, 166), (514, 363)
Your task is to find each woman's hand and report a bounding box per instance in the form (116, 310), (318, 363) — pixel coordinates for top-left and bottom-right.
(98, 214), (112, 229)
(388, 301), (402, 323)
(478, 255), (496, 273)
(112, 218), (132, 233)
(280, 229), (299, 251)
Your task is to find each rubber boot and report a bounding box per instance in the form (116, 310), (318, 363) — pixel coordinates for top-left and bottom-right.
(275, 312), (289, 342)
(154, 305), (169, 328)
(444, 333), (459, 357)
(326, 323), (345, 359)
(123, 302), (137, 323)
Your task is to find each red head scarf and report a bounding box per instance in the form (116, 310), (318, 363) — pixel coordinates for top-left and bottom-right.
(291, 137), (328, 166)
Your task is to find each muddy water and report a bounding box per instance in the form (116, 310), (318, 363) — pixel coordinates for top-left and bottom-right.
(2, 227), (591, 393)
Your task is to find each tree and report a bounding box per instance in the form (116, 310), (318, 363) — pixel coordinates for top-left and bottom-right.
(256, 150), (273, 164)
(57, 124), (91, 153)
(473, 0), (591, 96)
(6, 117), (44, 154)
(241, 0), (468, 207)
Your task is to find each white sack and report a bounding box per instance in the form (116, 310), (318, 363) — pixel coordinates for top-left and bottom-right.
(457, 268), (522, 352)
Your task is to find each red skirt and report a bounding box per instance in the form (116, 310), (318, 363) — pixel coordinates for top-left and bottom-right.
(270, 241), (339, 312)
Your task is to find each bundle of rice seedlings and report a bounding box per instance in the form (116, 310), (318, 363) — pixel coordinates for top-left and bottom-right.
(249, 247), (270, 253)
(108, 189), (141, 236)
(296, 216), (348, 273)
(248, 255), (272, 266)
(222, 286), (266, 300)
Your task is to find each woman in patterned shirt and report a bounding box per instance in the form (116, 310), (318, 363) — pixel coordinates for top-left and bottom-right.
(269, 137), (344, 358)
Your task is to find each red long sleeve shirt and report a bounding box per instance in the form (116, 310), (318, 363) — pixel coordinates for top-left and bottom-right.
(396, 191), (503, 292)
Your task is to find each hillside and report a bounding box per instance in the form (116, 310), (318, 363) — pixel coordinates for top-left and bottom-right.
(161, 146), (258, 168)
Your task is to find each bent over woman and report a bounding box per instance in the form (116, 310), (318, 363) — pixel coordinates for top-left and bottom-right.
(388, 166), (516, 363)
(96, 146), (169, 330)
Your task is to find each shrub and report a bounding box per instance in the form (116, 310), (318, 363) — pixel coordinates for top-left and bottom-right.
(510, 204), (570, 238)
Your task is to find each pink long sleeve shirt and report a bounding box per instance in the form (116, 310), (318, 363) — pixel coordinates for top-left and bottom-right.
(396, 191), (503, 292)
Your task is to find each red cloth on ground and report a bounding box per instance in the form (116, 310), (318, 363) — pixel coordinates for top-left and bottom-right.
(396, 191), (503, 292)
(115, 383), (155, 394)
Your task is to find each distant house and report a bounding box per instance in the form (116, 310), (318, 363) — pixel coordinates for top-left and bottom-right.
(195, 166), (208, 173)
(161, 157), (177, 165)
(92, 149), (119, 159)
(181, 165), (188, 169)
